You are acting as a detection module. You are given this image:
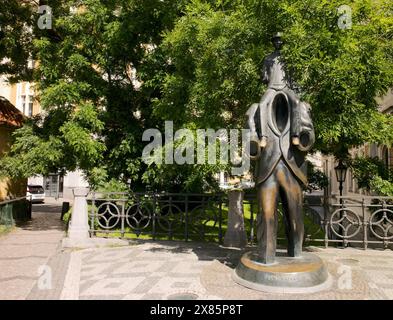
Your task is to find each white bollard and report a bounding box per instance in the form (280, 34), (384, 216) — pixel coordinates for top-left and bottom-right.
(67, 188), (90, 241)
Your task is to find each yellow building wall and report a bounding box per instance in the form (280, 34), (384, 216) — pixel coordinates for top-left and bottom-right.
(0, 126), (27, 201)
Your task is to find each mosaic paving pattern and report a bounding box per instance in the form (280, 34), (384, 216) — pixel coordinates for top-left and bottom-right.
(76, 243), (224, 300)
(58, 242), (393, 300)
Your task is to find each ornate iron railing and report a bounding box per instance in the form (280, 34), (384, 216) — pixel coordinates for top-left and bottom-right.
(88, 192), (393, 249)
(88, 192), (226, 242)
(320, 196), (393, 249)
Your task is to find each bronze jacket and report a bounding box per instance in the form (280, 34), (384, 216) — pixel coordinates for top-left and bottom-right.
(247, 91), (315, 186)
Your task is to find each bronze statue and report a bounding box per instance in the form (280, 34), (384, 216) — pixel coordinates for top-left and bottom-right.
(246, 32), (315, 264)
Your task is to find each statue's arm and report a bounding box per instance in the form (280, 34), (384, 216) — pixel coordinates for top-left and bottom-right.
(246, 103), (259, 134)
(296, 103), (315, 152)
(246, 103), (262, 159)
(262, 58), (269, 85)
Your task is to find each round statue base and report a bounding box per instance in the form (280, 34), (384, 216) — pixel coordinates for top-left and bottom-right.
(233, 251), (331, 294)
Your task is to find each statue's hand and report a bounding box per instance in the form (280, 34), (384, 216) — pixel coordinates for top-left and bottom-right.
(249, 136), (267, 160)
(260, 137), (268, 148)
(294, 131), (314, 152)
(292, 136), (300, 146)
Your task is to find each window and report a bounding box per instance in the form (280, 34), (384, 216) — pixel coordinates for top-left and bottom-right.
(370, 144), (378, 158)
(349, 169), (354, 193)
(382, 146), (391, 168)
(28, 95), (34, 116)
(21, 95), (26, 115)
(364, 144), (369, 157)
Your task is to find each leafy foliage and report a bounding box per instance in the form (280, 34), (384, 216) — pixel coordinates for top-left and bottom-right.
(0, 0), (35, 81)
(158, 0), (393, 155)
(351, 156), (393, 196)
(150, 0), (393, 190)
(1, 0), (187, 190)
(1, 0), (393, 193)
(306, 161), (329, 192)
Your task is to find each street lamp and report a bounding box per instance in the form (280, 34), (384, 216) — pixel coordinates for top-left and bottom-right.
(334, 160), (348, 199)
(334, 160), (348, 246)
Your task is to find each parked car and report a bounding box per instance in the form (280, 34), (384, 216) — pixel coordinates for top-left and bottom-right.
(26, 185), (45, 203)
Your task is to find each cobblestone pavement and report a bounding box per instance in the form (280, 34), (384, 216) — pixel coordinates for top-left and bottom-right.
(0, 199), (65, 300)
(31, 240), (393, 300)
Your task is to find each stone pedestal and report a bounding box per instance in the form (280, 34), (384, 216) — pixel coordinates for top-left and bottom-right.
(67, 188), (90, 241)
(224, 190), (248, 248)
(233, 250), (331, 293)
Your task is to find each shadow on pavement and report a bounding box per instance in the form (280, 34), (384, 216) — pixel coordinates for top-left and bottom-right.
(146, 240), (246, 269)
(15, 202), (65, 232)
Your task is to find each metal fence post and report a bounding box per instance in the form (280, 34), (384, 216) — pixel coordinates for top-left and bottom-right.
(324, 221), (329, 249)
(121, 199), (125, 238)
(382, 201), (388, 249)
(250, 197), (255, 246)
(90, 192), (95, 237)
(218, 195), (223, 244)
(168, 195), (173, 241)
(362, 198), (368, 250)
(185, 194), (189, 242)
(152, 193), (157, 241)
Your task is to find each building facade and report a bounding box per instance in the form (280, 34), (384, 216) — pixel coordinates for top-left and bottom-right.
(0, 97), (27, 200)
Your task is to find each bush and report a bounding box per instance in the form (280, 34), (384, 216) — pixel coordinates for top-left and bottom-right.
(62, 208), (72, 230)
(307, 161), (329, 192)
(351, 156), (393, 196)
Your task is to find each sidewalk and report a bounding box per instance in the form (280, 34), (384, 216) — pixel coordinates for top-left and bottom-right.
(2, 198), (393, 300)
(29, 240), (393, 300)
(0, 199), (65, 300)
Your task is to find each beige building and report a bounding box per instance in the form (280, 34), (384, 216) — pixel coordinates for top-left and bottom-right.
(0, 97), (27, 201)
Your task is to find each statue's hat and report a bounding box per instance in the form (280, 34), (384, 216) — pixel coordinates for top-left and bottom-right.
(271, 32), (283, 40)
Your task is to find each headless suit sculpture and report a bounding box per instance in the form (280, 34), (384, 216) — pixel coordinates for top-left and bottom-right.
(246, 33), (315, 264)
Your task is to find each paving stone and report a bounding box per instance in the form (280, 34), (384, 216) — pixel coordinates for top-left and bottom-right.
(41, 240), (393, 300)
(172, 281), (192, 289)
(80, 277), (145, 296)
(131, 277), (162, 294)
(4, 217), (393, 301)
(0, 200), (65, 300)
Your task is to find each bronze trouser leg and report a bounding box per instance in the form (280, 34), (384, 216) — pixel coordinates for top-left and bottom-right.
(257, 173), (279, 264)
(276, 161), (304, 257)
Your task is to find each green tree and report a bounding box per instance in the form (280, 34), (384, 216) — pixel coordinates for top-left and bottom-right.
(156, 0), (393, 152)
(351, 156), (393, 196)
(0, 0), (35, 81)
(1, 0), (393, 193)
(1, 0), (187, 190)
(145, 0), (393, 190)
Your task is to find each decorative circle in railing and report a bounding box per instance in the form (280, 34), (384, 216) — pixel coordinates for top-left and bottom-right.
(188, 204), (206, 227)
(369, 208), (393, 240)
(330, 208), (362, 239)
(125, 204), (152, 232)
(96, 202), (120, 229)
(188, 202), (218, 239)
(156, 203), (184, 232)
(304, 207), (323, 233)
